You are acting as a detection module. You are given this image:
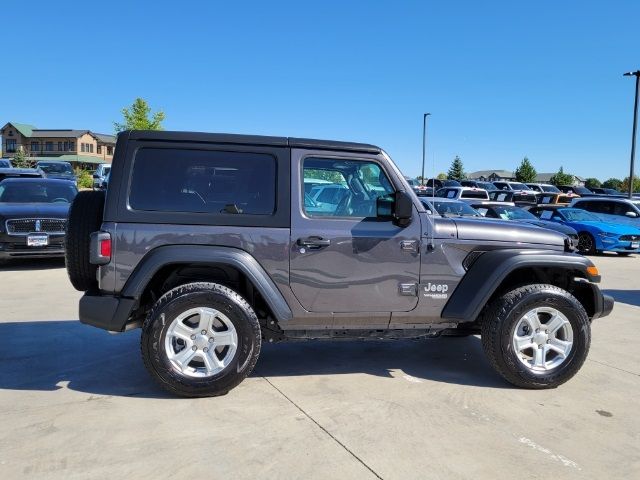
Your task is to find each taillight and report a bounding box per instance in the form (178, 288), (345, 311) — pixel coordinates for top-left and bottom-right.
(90, 231), (112, 265)
(100, 238), (112, 258)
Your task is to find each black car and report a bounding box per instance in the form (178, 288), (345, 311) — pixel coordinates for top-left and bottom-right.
(36, 160), (77, 184)
(589, 187), (624, 196)
(425, 178), (461, 189)
(488, 189), (537, 207)
(0, 178), (77, 259)
(557, 185), (597, 197)
(471, 201), (579, 248)
(0, 167), (43, 182)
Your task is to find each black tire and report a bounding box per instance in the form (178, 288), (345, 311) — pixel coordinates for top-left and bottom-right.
(480, 284), (590, 389)
(65, 190), (105, 291)
(577, 232), (596, 255)
(141, 282), (261, 398)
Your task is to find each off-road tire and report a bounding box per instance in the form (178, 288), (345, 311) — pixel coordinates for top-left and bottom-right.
(480, 284), (590, 389)
(141, 282), (261, 398)
(65, 190), (105, 291)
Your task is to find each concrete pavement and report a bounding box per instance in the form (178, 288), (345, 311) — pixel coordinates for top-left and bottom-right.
(0, 255), (638, 479)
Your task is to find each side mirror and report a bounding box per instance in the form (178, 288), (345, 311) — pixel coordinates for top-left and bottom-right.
(376, 191), (413, 227)
(92, 174), (99, 179)
(625, 211), (638, 218)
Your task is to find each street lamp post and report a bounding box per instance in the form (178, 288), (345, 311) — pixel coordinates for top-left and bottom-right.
(421, 113), (431, 186)
(624, 71), (640, 199)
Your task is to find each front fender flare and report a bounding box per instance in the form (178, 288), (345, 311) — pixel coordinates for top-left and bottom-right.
(440, 249), (600, 322)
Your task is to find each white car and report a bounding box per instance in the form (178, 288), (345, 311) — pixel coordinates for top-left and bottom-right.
(525, 183), (561, 193)
(435, 186), (490, 203)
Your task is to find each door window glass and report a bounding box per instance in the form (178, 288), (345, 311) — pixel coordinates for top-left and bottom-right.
(302, 158), (394, 218)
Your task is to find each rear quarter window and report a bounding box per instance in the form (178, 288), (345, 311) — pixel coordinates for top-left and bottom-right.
(129, 148), (276, 215)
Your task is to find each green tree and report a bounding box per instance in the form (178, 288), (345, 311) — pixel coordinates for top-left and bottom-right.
(12, 149), (32, 168)
(584, 178), (601, 189)
(447, 156), (466, 180)
(514, 157), (537, 183)
(436, 172), (448, 180)
(621, 176), (640, 193)
(602, 178), (623, 191)
(550, 167), (574, 186)
(114, 98), (166, 132)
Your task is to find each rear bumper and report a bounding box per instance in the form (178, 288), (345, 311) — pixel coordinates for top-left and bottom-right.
(79, 293), (137, 332)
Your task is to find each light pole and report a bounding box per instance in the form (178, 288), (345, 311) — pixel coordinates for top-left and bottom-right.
(624, 70), (640, 199)
(421, 113), (431, 185)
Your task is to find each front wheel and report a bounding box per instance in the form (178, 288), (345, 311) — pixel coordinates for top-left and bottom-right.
(141, 282), (261, 397)
(481, 284), (590, 389)
(577, 232), (597, 254)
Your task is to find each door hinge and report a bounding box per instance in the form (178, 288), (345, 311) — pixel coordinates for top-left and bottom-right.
(400, 240), (418, 253)
(399, 283), (418, 296)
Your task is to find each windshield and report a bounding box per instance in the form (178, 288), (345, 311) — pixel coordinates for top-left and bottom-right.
(0, 160), (11, 168)
(541, 185), (561, 192)
(430, 200), (480, 217)
(560, 208), (600, 222)
(509, 182), (529, 190)
(491, 206), (536, 220)
(38, 162), (73, 175)
(0, 181), (78, 203)
(478, 182), (498, 191)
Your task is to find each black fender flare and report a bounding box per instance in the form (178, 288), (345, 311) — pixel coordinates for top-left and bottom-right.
(122, 245), (293, 323)
(440, 249), (602, 322)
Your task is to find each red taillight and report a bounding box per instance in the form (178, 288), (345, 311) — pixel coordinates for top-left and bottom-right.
(100, 238), (112, 258)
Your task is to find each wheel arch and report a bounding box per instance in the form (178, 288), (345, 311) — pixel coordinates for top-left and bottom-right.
(123, 245), (292, 324)
(441, 249), (602, 323)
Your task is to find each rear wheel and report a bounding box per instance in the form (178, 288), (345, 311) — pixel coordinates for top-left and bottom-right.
(577, 232), (596, 254)
(141, 282), (261, 397)
(481, 284), (590, 389)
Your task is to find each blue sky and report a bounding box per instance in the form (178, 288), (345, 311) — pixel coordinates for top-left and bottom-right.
(2, 0), (639, 180)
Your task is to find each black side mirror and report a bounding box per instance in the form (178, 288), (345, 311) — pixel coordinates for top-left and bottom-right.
(377, 191), (413, 227)
(92, 174), (99, 178)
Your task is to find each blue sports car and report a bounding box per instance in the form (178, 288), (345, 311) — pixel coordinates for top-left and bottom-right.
(528, 206), (640, 256)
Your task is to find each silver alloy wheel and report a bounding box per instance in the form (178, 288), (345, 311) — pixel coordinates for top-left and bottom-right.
(164, 307), (238, 378)
(512, 307), (573, 372)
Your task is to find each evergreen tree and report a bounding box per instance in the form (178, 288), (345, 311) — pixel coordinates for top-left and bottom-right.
(514, 157), (537, 183)
(447, 156), (466, 180)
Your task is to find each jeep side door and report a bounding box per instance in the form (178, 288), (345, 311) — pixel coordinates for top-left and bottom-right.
(289, 149), (421, 314)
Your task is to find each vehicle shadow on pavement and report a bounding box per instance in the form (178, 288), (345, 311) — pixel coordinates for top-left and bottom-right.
(0, 258), (66, 272)
(254, 337), (509, 389)
(0, 321), (508, 398)
(603, 289), (640, 308)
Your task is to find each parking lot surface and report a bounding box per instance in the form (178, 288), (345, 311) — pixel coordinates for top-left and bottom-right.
(0, 255), (638, 479)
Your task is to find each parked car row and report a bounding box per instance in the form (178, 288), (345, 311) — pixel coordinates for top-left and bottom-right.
(418, 195), (640, 256)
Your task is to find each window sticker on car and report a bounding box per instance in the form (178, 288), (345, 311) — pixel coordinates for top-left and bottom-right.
(542, 196), (551, 204)
(499, 213), (509, 220)
(497, 193), (507, 201)
(447, 190), (456, 198)
(540, 210), (553, 220)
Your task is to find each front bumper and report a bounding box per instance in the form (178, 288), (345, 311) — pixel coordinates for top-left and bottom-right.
(0, 236), (65, 258)
(79, 293), (137, 332)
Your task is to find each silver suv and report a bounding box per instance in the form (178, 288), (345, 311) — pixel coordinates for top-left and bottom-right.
(64, 130), (613, 397)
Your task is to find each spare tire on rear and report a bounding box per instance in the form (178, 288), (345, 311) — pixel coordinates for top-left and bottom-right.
(65, 190), (105, 291)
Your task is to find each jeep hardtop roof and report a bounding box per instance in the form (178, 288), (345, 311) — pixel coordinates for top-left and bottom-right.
(126, 130), (381, 154)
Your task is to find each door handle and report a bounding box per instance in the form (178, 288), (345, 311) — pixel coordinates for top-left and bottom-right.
(297, 236), (331, 249)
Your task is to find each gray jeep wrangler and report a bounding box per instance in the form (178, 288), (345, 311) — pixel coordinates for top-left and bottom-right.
(65, 130), (614, 397)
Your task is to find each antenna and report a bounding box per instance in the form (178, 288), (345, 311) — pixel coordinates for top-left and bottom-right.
(428, 150), (436, 251)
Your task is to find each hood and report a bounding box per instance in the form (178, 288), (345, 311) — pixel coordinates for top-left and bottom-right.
(452, 217), (565, 247)
(0, 203), (71, 218)
(517, 219), (577, 236)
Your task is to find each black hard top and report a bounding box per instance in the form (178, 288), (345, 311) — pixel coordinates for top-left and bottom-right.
(126, 130), (381, 154)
